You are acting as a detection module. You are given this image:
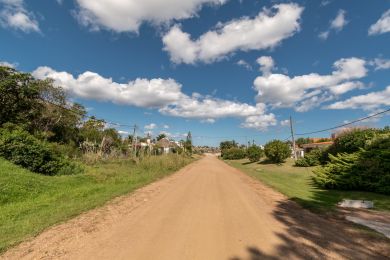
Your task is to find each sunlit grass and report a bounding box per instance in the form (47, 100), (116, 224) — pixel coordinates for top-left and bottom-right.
(227, 158), (390, 213)
(0, 155), (194, 253)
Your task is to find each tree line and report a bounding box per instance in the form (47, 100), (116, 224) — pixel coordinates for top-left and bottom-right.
(220, 139), (290, 163)
(0, 66), (192, 176)
(220, 126), (390, 195)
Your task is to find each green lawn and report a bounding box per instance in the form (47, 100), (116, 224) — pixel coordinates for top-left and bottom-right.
(227, 158), (390, 213)
(0, 155), (193, 253)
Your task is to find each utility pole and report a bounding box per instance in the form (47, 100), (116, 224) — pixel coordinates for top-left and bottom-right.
(290, 116), (297, 160)
(131, 125), (137, 158)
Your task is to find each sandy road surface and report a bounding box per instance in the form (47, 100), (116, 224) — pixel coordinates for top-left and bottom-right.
(2, 155), (389, 259)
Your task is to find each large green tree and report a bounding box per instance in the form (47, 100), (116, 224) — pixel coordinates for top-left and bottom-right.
(0, 66), (42, 128)
(0, 66), (86, 144)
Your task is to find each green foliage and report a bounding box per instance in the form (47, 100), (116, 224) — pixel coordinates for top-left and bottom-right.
(317, 138), (331, 142)
(294, 158), (310, 167)
(0, 126), (82, 175)
(247, 145), (263, 162)
(222, 147), (247, 160)
(328, 128), (380, 155)
(295, 137), (312, 147)
(357, 134), (390, 194)
(184, 131), (193, 155)
(220, 140), (238, 157)
(295, 148), (323, 167)
(313, 153), (358, 189)
(0, 66), (86, 144)
(228, 158), (390, 212)
(264, 140), (290, 163)
(79, 116), (106, 143)
(0, 154), (193, 252)
(156, 133), (166, 141)
(0, 66), (42, 129)
(314, 133), (390, 194)
(220, 140), (238, 151)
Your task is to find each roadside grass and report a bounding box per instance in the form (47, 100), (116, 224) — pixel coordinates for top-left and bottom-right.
(226, 158), (390, 213)
(0, 155), (194, 253)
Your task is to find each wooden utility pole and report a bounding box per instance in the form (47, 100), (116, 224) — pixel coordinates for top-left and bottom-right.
(131, 125), (137, 158)
(290, 116), (297, 160)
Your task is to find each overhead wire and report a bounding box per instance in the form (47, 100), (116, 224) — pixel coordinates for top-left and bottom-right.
(295, 107), (390, 136)
(41, 99), (390, 141)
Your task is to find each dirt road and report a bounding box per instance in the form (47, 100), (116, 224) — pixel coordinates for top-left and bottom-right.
(2, 155), (389, 259)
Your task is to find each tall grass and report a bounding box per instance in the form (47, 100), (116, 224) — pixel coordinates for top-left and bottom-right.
(0, 154), (194, 253)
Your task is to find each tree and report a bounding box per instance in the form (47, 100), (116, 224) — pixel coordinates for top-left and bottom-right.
(295, 137), (312, 147)
(220, 140), (238, 157)
(0, 66), (87, 145)
(156, 133), (166, 141)
(35, 79), (86, 143)
(185, 131), (193, 154)
(222, 147), (247, 160)
(327, 128), (379, 155)
(247, 145), (264, 162)
(0, 66), (42, 129)
(264, 140), (290, 163)
(80, 117), (106, 143)
(220, 140), (237, 151)
(314, 131), (390, 194)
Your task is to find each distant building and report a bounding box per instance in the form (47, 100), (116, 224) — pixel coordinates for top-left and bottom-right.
(155, 138), (179, 154)
(301, 141), (333, 154)
(294, 147), (305, 158)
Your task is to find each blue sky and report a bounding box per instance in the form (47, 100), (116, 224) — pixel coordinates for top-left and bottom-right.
(1, 0), (389, 146)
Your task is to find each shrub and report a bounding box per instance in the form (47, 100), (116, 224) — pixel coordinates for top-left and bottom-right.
(222, 147), (247, 160)
(247, 145), (263, 162)
(220, 140), (238, 157)
(313, 133), (390, 194)
(328, 128), (379, 155)
(264, 140), (290, 163)
(295, 158), (310, 167)
(295, 148), (323, 167)
(0, 127), (82, 175)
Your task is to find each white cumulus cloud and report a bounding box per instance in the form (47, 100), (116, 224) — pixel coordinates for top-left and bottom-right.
(330, 9), (347, 30)
(162, 3), (303, 64)
(0, 0), (40, 32)
(319, 9), (347, 40)
(144, 123), (157, 130)
(236, 59), (252, 70)
(256, 56), (275, 76)
(160, 95), (267, 120)
(32, 66), (184, 108)
(280, 119), (290, 127)
(74, 0), (228, 32)
(369, 58), (390, 70)
(241, 114), (277, 131)
(0, 60), (17, 68)
(369, 9), (390, 35)
(326, 86), (390, 110)
(32, 66), (276, 131)
(253, 57), (367, 112)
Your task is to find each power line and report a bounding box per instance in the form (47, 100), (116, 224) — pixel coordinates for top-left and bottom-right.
(41, 99), (389, 141)
(295, 108), (390, 136)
